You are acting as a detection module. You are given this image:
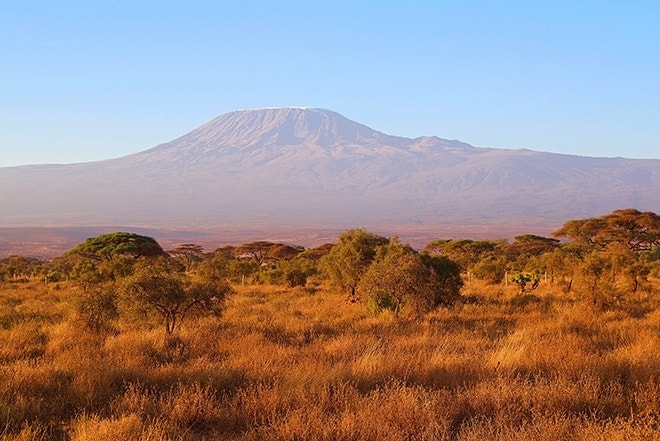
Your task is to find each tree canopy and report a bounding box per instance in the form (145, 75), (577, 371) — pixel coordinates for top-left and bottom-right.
(360, 239), (462, 315)
(507, 235), (560, 257)
(319, 229), (389, 301)
(553, 209), (660, 252)
(120, 263), (232, 335)
(168, 243), (205, 272)
(68, 232), (165, 261)
(424, 239), (500, 272)
(233, 241), (279, 265)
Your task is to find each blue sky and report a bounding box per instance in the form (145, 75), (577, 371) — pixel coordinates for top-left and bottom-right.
(1, 1), (659, 166)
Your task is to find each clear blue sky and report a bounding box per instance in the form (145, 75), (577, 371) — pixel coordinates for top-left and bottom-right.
(2, 1), (659, 166)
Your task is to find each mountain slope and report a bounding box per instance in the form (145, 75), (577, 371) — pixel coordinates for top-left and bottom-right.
(1, 107), (658, 237)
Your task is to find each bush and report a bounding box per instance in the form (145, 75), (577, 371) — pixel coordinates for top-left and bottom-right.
(285, 268), (307, 287)
(360, 239), (461, 315)
(75, 287), (119, 333)
(472, 256), (507, 285)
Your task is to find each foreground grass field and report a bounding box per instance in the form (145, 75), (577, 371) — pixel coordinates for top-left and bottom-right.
(1, 277), (659, 440)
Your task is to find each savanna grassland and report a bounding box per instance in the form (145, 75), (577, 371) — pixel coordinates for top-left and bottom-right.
(2, 279), (660, 441)
(1, 209), (660, 440)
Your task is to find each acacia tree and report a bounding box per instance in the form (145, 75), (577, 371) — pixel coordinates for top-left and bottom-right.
(0, 256), (43, 282)
(553, 209), (660, 252)
(196, 251), (232, 283)
(120, 264), (233, 335)
(605, 242), (651, 294)
(424, 239), (500, 274)
(505, 235), (560, 267)
(233, 241), (278, 266)
(319, 229), (389, 301)
(471, 255), (508, 285)
(169, 244), (205, 272)
(266, 244), (304, 261)
(554, 209), (660, 297)
(68, 232), (166, 261)
(576, 251), (613, 301)
(66, 232), (166, 284)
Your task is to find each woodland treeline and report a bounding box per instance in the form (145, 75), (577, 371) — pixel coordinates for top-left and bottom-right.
(2, 208), (659, 329)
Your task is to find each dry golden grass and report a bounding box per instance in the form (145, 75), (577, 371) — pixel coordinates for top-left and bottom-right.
(0, 278), (659, 440)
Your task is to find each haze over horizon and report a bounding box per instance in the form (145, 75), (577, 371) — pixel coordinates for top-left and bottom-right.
(2, 1), (659, 167)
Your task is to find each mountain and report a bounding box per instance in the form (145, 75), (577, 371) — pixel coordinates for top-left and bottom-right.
(1, 107), (659, 251)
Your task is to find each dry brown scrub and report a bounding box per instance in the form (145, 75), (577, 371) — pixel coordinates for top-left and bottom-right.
(1, 279), (659, 440)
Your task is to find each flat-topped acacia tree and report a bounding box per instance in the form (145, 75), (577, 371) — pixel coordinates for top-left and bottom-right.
(553, 209), (660, 252)
(232, 241), (278, 266)
(67, 232), (166, 261)
(553, 209), (660, 295)
(65, 233), (167, 327)
(168, 243), (205, 272)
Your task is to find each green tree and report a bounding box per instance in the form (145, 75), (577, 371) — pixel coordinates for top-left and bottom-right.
(0, 255), (43, 282)
(554, 209), (660, 298)
(577, 251), (613, 303)
(233, 241), (278, 266)
(71, 259), (105, 291)
(359, 239), (462, 315)
(471, 255), (508, 285)
(552, 217), (605, 249)
(169, 243), (205, 272)
(196, 251), (233, 283)
(319, 229), (389, 301)
(505, 235), (560, 263)
(510, 272), (540, 295)
(266, 243), (304, 261)
(68, 232), (166, 261)
(424, 239), (500, 273)
(419, 253), (463, 303)
(120, 264), (233, 335)
(539, 246), (582, 292)
(553, 209), (660, 252)
(254, 243), (306, 285)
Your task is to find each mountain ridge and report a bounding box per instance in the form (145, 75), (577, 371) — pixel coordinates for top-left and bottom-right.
(0, 108), (658, 249)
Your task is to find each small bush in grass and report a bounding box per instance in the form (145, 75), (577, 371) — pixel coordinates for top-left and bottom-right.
(74, 286), (118, 333)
